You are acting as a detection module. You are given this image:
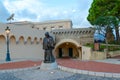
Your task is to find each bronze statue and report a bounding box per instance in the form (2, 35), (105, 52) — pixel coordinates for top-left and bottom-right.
(43, 32), (55, 63)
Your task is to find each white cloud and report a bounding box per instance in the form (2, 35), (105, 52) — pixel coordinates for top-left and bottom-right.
(3, 0), (93, 28)
(4, 0), (62, 21)
(4, 0), (43, 12)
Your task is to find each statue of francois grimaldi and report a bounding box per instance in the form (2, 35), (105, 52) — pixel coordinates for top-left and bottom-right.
(43, 32), (55, 63)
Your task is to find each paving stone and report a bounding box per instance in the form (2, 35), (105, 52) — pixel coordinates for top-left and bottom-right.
(0, 72), (22, 80)
(113, 73), (120, 78)
(104, 73), (113, 77)
(88, 71), (95, 76)
(95, 72), (105, 77)
(81, 70), (88, 74)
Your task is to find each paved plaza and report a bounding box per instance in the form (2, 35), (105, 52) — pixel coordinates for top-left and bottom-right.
(0, 69), (119, 80)
(0, 58), (119, 80)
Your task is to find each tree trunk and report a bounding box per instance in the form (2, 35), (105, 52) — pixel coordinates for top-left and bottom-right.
(105, 33), (108, 52)
(115, 26), (119, 43)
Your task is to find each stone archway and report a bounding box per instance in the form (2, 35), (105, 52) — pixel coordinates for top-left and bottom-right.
(54, 39), (82, 59)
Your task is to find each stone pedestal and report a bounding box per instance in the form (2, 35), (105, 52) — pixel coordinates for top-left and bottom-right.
(40, 61), (58, 70)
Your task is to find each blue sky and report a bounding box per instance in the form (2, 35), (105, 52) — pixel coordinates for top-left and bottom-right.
(0, 0), (93, 28)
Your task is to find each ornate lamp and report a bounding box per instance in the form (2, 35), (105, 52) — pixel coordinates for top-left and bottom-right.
(5, 26), (11, 61)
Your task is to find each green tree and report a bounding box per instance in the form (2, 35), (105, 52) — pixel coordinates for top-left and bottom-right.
(87, 0), (120, 43)
(94, 16), (115, 51)
(94, 16), (115, 42)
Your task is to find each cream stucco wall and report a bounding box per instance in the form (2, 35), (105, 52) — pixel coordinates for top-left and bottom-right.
(108, 50), (120, 57)
(0, 43), (44, 61)
(82, 46), (92, 60)
(91, 51), (106, 60)
(0, 23), (47, 61)
(81, 46), (107, 60)
(34, 20), (72, 31)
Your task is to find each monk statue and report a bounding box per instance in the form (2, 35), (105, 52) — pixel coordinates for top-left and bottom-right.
(43, 32), (55, 63)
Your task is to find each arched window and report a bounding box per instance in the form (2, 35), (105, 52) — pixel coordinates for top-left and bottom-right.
(40, 38), (42, 44)
(27, 36), (31, 44)
(33, 37), (38, 44)
(0, 35), (5, 45)
(19, 36), (24, 44)
(10, 35), (16, 44)
(89, 30), (91, 33)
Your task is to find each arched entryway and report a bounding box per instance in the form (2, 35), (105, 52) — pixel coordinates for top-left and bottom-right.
(55, 39), (82, 59)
